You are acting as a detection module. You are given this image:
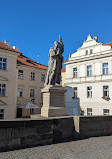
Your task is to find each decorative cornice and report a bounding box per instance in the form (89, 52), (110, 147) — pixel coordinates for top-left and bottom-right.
(66, 79), (112, 85)
(77, 43), (102, 50)
(0, 76), (8, 81)
(65, 51), (112, 65)
(0, 100), (7, 106)
(0, 48), (20, 56)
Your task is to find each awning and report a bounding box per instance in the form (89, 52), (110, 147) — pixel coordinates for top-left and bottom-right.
(17, 102), (40, 109)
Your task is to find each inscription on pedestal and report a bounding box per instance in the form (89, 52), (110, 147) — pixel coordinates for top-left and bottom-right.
(41, 86), (67, 117)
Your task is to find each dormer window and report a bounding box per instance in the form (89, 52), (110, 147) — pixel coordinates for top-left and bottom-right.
(90, 49), (93, 54)
(86, 50), (88, 55)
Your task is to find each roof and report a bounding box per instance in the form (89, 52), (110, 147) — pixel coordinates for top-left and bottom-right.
(17, 55), (48, 70)
(0, 41), (21, 54)
(0, 40), (47, 70)
(62, 67), (66, 72)
(103, 42), (112, 48)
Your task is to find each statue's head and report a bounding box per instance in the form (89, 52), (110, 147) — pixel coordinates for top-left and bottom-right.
(54, 40), (64, 54)
(54, 41), (58, 49)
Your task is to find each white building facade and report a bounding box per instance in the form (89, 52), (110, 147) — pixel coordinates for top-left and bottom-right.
(65, 34), (112, 116)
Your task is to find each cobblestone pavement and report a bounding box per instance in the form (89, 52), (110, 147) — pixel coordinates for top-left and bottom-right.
(0, 136), (112, 159)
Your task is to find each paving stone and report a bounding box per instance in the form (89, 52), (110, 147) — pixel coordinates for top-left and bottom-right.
(0, 136), (112, 158)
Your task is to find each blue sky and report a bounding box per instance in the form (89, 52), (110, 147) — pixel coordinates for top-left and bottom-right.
(0, 0), (112, 66)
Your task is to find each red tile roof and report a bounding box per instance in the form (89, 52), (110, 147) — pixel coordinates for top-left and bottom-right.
(17, 55), (48, 70)
(61, 67), (66, 72)
(0, 40), (47, 70)
(0, 41), (21, 54)
(103, 42), (112, 48)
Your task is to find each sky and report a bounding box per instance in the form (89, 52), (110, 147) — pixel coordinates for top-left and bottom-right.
(0, 0), (112, 66)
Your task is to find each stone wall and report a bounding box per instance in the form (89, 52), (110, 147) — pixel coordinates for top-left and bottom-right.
(0, 119), (53, 152)
(1, 116), (112, 152)
(0, 117), (74, 152)
(74, 116), (112, 139)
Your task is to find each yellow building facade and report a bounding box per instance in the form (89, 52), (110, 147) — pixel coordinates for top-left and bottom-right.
(0, 42), (20, 119)
(17, 55), (47, 117)
(0, 41), (48, 119)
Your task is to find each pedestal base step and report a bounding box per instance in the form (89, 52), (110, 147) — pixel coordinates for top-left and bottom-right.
(41, 107), (66, 117)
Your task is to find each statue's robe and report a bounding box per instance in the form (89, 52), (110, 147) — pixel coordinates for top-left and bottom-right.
(45, 42), (64, 85)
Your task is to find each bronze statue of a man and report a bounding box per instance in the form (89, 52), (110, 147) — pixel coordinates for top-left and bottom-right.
(45, 35), (64, 85)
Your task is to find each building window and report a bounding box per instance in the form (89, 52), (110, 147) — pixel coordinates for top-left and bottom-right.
(103, 109), (109, 115)
(0, 109), (4, 119)
(41, 74), (46, 82)
(87, 86), (92, 98)
(87, 65), (92, 76)
(30, 108), (34, 114)
(90, 49), (93, 54)
(0, 84), (6, 96)
(73, 87), (78, 98)
(18, 70), (24, 79)
(73, 67), (78, 78)
(87, 108), (92, 116)
(30, 89), (35, 97)
(0, 58), (7, 70)
(31, 72), (35, 81)
(86, 50), (88, 55)
(103, 63), (108, 75)
(17, 88), (23, 97)
(103, 86), (109, 97)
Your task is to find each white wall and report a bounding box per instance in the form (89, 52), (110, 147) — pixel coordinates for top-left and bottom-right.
(66, 81), (112, 116)
(65, 34), (112, 116)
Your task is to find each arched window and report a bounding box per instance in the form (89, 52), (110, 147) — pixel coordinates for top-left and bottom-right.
(90, 49), (93, 54)
(86, 50), (88, 55)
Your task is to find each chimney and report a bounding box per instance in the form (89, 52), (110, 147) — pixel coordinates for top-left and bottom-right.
(4, 40), (10, 46)
(12, 45), (19, 51)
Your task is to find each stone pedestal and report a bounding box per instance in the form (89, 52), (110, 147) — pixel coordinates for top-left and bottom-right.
(41, 85), (67, 117)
